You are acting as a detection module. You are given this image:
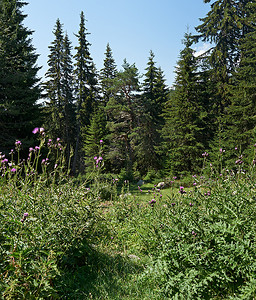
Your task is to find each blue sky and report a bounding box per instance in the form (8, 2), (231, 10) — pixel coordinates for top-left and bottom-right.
(23, 0), (211, 87)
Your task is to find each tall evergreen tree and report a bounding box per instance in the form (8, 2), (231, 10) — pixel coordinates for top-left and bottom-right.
(72, 11), (98, 173)
(135, 51), (169, 175)
(196, 0), (252, 112)
(105, 60), (140, 174)
(0, 0), (41, 153)
(44, 19), (65, 140)
(62, 33), (76, 160)
(161, 33), (205, 175)
(100, 43), (117, 106)
(224, 2), (256, 165)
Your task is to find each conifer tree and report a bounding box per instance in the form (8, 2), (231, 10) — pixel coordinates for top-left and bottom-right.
(0, 0), (41, 152)
(72, 11), (98, 173)
(83, 106), (108, 171)
(44, 19), (65, 140)
(161, 33), (205, 175)
(196, 0), (253, 167)
(100, 43), (117, 106)
(105, 60), (140, 174)
(196, 0), (251, 112)
(62, 33), (76, 160)
(135, 51), (169, 175)
(224, 2), (256, 165)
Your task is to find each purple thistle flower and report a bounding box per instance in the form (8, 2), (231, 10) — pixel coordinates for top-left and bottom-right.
(94, 156), (97, 160)
(179, 186), (186, 194)
(32, 127), (39, 134)
(15, 140), (22, 146)
(100, 139), (103, 144)
(24, 213), (28, 217)
(11, 168), (16, 173)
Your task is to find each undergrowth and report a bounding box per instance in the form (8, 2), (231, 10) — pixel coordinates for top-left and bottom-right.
(0, 131), (256, 299)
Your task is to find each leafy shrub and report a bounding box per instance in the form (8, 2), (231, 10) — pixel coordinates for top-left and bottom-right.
(139, 178), (256, 299)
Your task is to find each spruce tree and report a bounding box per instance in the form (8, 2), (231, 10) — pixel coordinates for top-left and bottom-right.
(105, 60), (140, 175)
(135, 51), (169, 175)
(72, 11), (98, 173)
(44, 19), (65, 140)
(224, 2), (256, 165)
(161, 33), (205, 175)
(0, 0), (41, 153)
(62, 33), (76, 160)
(100, 43), (117, 106)
(196, 0), (253, 168)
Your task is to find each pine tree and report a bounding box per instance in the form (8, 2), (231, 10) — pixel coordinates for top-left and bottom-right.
(0, 0), (41, 153)
(100, 43), (117, 106)
(44, 19), (65, 140)
(105, 60), (140, 175)
(62, 33), (76, 160)
(196, 0), (253, 168)
(72, 11), (98, 173)
(135, 51), (169, 175)
(83, 106), (108, 171)
(161, 33), (205, 175)
(224, 2), (256, 165)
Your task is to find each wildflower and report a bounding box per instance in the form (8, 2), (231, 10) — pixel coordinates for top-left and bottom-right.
(39, 127), (44, 133)
(21, 212), (28, 223)
(100, 139), (103, 144)
(189, 202), (194, 207)
(11, 168), (16, 173)
(149, 199), (156, 206)
(173, 176), (177, 180)
(32, 127), (39, 134)
(202, 152), (208, 157)
(57, 138), (60, 142)
(15, 140), (22, 146)
(235, 147), (238, 150)
(35, 146), (40, 151)
(235, 159), (243, 165)
(29, 147), (34, 152)
(192, 231), (197, 236)
(179, 186), (186, 194)
(193, 182), (197, 186)
(171, 202), (176, 206)
(94, 156), (97, 160)
(219, 148), (225, 153)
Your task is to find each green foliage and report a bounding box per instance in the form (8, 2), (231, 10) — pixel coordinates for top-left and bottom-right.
(0, 0), (41, 153)
(161, 33), (206, 175)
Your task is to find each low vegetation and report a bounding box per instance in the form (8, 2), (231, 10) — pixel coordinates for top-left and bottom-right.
(0, 134), (256, 299)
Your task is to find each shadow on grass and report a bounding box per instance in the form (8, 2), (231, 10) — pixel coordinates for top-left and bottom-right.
(54, 243), (144, 299)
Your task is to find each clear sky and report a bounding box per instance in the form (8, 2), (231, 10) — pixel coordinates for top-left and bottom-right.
(23, 0), (211, 87)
